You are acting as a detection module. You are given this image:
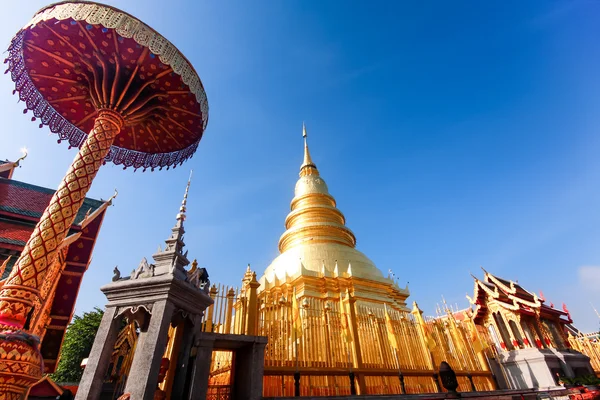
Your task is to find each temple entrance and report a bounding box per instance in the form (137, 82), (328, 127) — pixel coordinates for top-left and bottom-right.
(207, 350), (234, 400)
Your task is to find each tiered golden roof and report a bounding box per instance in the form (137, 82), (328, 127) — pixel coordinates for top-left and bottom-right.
(259, 125), (394, 291)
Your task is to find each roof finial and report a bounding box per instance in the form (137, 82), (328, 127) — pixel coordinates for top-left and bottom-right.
(15, 147), (28, 167)
(176, 170), (193, 222)
(300, 122), (317, 175)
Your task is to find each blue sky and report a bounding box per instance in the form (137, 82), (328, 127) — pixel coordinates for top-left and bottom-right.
(2, 1), (600, 332)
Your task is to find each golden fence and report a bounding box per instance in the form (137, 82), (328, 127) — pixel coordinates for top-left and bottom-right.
(568, 332), (600, 376)
(199, 278), (496, 396)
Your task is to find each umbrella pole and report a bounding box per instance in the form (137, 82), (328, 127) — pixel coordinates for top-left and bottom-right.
(0, 109), (122, 330)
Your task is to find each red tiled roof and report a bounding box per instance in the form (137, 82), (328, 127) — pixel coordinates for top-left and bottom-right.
(0, 178), (103, 224)
(0, 219), (33, 246)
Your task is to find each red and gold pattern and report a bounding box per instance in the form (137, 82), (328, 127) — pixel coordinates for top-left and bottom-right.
(0, 110), (121, 329)
(0, 331), (43, 400)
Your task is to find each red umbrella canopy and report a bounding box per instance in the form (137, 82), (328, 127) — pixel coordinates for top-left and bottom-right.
(5, 1), (209, 171)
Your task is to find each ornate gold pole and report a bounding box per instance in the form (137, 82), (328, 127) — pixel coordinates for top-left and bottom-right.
(0, 110), (122, 400)
(345, 292), (367, 394)
(0, 110), (122, 329)
(224, 288), (235, 334)
(244, 272), (260, 336)
(206, 285), (218, 333)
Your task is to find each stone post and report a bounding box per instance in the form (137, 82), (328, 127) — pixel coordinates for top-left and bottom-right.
(76, 306), (122, 400)
(233, 338), (267, 400)
(125, 300), (175, 400)
(187, 338), (214, 400)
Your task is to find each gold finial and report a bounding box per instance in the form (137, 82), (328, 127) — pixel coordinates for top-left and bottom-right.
(300, 122), (316, 173)
(177, 170), (193, 221)
(107, 188), (118, 206)
(15, 147), (28, 167)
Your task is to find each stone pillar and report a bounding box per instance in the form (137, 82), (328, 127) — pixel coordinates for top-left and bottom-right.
(233, 339), (267, 400)
(187, 338), (214, 400)
(76, 306), (122, 400)
(125, 300), (175, 400)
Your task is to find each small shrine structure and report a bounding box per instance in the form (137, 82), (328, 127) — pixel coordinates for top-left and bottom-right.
(76, 174), (214, 400)
(468, 269), (595, 389)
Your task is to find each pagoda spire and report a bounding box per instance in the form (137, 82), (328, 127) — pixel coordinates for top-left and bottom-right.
(300, 123), (319, 177)
(176, 170), (193, 224)
(152, 171), (193, 278)
(277, 124), (356, 253)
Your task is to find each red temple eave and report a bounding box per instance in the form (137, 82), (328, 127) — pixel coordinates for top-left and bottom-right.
(471, 285), (489, 323)
(517, 305), (536, 317)
(0, 175), (110, 373)
(28, 375), (64, 397)
(42, 209), (107, 372)
(540, 304), (569, 318)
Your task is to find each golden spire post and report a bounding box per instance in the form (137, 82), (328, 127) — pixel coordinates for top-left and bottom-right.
(384, 304), (405, 394)
(292, 287), (302, 396)
(339, 292), (356, 394)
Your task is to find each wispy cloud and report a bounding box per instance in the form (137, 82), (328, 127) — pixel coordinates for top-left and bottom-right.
(578, 266), (600, 294)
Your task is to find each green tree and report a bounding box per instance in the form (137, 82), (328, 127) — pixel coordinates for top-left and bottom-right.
(51, 307), (104, 383)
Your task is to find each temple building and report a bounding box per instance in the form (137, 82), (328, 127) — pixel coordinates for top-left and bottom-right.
(467, 269), (596, 389)
(0, 155), (112, 373)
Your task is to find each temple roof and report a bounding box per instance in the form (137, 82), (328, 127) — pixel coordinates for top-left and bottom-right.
(469, 269), (570, 324)
(0, 178), (103, 225)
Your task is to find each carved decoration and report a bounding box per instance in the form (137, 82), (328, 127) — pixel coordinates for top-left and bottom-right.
(0, 331), (43, 399)
(131, 257), (155, 280)
(112, 266), (121, 282)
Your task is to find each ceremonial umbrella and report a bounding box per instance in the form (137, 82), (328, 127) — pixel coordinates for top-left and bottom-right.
(0, 2), (208, 398)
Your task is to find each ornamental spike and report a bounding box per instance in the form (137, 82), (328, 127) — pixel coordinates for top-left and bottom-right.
(176, 170), (193, 222)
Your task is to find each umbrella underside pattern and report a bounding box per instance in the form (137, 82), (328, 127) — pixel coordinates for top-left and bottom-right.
(6, 18), (206, 170)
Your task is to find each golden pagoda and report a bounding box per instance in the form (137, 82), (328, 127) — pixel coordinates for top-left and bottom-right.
(251, 125), (494, 396)
(259, 124), (409, 308)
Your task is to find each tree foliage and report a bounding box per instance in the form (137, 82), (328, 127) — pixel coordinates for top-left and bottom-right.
(51, 307), (104, 383)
